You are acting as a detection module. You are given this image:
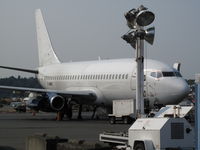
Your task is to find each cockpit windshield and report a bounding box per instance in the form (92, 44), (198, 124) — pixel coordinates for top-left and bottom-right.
(150, 71), (182, 79)
(174, 71), (182, 77)
(162, 72), (175, 77)
(150, 71), (162, 78)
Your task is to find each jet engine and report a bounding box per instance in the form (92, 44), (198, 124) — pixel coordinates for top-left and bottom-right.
(26, 93), (65, 112)
(49, 94), (65, 111)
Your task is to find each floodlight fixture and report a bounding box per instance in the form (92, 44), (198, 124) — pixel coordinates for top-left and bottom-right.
(124, 9), (137, 29)
(121, 31), (137, 49)
(124, 5), (155, 29)
(144, 27), (155, 45)
(136, 10), (155, 26)
(137, 5), (147, 11)
(124, 8), (136, 21)
(121, 27), (155, 49)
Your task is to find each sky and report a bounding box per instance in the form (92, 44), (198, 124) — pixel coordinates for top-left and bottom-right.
(0, 0), (199, 79)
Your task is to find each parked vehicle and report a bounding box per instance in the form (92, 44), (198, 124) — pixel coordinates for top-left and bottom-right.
(108, 99), (135, 124)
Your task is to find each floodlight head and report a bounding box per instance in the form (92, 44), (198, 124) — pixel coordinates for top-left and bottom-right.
(138, 5), (147, 11)
(124, 9), (137, 29)
(121, 32), (136, 49)
(144, 27), (155, 45)
(124, 8), (136, 21)
(136, 10), (155, 26)
(122, 6), (155, 48)
(130, 41), (136, 49)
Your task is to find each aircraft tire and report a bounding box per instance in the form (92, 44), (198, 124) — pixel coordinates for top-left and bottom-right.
(66, 105), (72, 119)
(123, 116), (130, 124)
(134, 142), (145, 150)
(109, 117), (115, 124)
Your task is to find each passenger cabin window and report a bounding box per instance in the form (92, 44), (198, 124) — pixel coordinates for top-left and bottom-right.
(122, 74), (125, 79)
(125, 74), (128, 79)
(112, 75), (115, 79)
(61, 73), (130, 81)
(115, 74), (118, 79)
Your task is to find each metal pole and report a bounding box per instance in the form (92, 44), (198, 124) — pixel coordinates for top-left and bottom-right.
(135, 31), (144, 117)
(122, 6), (155, 118)
(135, 38), (140, 116)
(195, 74), (200, 150)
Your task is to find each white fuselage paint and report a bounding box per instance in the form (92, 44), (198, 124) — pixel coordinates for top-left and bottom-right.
(37, 58), (190, 107)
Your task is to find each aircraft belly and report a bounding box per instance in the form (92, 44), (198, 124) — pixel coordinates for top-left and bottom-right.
(98, 81), (133, 101)
(39, 79), (135, 106)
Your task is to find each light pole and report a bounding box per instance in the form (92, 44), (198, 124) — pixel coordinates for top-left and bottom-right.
(122, 5), (155, 117)
(195, 74), (200, 150)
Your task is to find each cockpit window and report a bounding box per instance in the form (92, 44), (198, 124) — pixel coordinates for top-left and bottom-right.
(157, 72), (162, 78)
(150, 71), (182, 79)
(175, 72), (182, 77)
(150, 72), (162, 78)
(162, 72), (175, 77)
(150, 72), (157, 78)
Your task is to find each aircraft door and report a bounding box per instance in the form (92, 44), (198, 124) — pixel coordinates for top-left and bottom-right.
(145, 76), (156, 100)
(130, 71), (136, 90)
(145, 71), (162, 107)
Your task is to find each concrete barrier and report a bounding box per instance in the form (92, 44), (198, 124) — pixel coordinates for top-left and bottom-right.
(26, 134), (110, 150)
(57, 140), (110, 150)
(26, 133), (68, 150)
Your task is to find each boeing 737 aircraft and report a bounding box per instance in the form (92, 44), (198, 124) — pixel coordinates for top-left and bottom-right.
(0, 9), (190, 119)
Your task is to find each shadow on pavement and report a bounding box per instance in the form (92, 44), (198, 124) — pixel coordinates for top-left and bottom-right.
(0, 146), (16, 150)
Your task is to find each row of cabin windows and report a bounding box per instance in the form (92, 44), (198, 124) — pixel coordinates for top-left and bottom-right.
(44, 74), (129, 81)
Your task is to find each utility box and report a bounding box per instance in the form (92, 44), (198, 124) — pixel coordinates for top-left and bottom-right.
(128, 118), (194, 150)
(108, 99), (135, 124)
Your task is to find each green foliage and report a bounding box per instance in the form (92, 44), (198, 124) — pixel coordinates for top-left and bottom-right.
(0, 76), (42, 98)
(187, 79), (195, 86)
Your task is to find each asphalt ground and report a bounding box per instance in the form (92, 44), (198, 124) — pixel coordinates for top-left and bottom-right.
(0, 112), (130, 150)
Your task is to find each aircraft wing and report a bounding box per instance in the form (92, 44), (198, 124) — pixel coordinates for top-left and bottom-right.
(0, 65), (38, 74)
(0, 85), (96, 97)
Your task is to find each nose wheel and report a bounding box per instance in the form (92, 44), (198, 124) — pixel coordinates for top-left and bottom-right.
(66, 104), (72, 119)
(77, 104), (82, 120)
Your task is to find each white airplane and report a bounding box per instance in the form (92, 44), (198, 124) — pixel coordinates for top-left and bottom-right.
(0, 9), (190, 119)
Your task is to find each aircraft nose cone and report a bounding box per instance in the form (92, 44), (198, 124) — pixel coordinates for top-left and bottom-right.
(172, 79), (190, 99)
(154, 78), (190, 105)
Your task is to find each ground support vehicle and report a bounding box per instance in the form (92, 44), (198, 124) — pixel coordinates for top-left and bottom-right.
(100, 106), (195, 150)
(108, 99), (135, 124)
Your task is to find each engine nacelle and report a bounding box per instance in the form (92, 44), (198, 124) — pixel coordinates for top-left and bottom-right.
(25, 93), (65, 112)
(49, 94), (65, 111)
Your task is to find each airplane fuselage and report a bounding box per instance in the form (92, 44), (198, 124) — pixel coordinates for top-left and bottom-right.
(37, 58), (190, 108)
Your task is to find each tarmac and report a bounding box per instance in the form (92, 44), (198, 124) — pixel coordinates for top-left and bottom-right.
(0, 112), (130, 150)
